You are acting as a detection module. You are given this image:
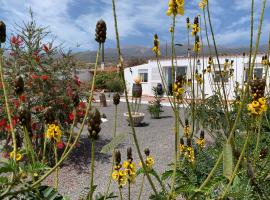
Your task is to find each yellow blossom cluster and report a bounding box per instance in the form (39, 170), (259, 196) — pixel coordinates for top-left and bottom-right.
(193, 36), (201, 52)
(183, 125), (190, 137)
(152, 34), (160, 56)
(166, 0), (185, 16)
(186, 146), (195, 163)
(46, 124), (62, 142)
(10, 150), (23, 161)
(112, 165), (127, 188)
(173, 75), (186, 101)
(262, 55), (269, 66)
(123, 160), (136, 183)
(195, 72), (203, 84)
(247, 97), (268, 116)
(191, 16), (200, 36)
(199, 0), (208, 10)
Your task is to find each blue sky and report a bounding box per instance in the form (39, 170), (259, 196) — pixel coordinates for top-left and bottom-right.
(0, 0), (269, 51)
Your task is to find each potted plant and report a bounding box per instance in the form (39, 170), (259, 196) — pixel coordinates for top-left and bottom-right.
(124, 76), (144, 126)
(148, 86), (163, 119)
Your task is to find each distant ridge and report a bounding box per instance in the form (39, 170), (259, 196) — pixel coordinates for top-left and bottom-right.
(73, 44), (269, 64)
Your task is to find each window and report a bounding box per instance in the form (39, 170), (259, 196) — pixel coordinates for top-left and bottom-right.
(244, 63), (264, 81)
(139, 69), (148, 83)
(176, 66), (187, 78)
(213, 64), (229, 83)
(213, 71), (229, 83)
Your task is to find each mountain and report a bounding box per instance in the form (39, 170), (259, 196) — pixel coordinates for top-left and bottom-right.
(73, 44), (269, 64)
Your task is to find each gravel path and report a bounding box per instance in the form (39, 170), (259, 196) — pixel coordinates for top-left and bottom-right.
(46, 100), (179, 200)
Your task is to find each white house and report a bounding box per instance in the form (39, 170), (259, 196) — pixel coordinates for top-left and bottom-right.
(124, 54), (268, 100)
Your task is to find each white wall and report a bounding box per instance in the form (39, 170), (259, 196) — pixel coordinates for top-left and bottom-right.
(124, 54), (267, 100)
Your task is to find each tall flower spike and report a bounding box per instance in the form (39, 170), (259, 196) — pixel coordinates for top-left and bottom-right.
(186, 17), (191, 29)
(152, 34), (160, 56)
(88, 108), (102, 140)
(115, 150), (121, 166)
(113, 92), (121, 105)
(127, 147), (133, 161)
(166, 0), (185, 16)
(95, 19), (107, 44)
(0, 21), (6, 43)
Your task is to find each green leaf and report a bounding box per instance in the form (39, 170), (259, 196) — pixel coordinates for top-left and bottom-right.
(161, 170), (173, 180)
(223, 143), (233, 180)
(136, 168), (144, 176)
(100, 133), (128, 154)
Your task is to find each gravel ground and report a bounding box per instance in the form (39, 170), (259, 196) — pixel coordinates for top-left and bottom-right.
(45, 99), (182, 200)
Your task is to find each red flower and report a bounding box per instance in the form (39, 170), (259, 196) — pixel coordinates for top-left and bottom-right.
(33, 52), (41, 63)
(10, 35), (23, 46)
(57, 141), (65, 149)
(31, 123), (37, 131)
(77, 111), (85, 117)
(12, 99), (20, 108)
(19, 95), (26, 102)
(69, 112), (74, 121)
(0, 119), (7, 127)
(78, 101), (86, 108)
(43, 44), (50, 53)
(74, 76), (81, 87)
(41, 75), (48, 81)
(31, 74), (39, 79)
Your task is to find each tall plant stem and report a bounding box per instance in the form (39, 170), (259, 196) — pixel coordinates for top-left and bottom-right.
(89, 140), (95, 200)
(54, 144), (59, 190)
(167, 16), (180, 199)
(128, 182), (131, 200)
(206, 2), (230, 126)
(111, 0), (158, 195)
(195, 0), (267, 194)
(138, 175), (145, 200)
(104, 105), (118, 199)
(118, 187), (123, 200)
(0, 48), (17, 160)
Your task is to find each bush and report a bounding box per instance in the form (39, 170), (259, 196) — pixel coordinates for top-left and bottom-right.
(95, 72), (123, 92)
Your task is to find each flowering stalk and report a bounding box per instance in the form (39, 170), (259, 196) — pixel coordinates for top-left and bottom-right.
(0, 46), (17, 161)
(54, 143), (59, 190)
(194, 0), (267, 195)
(88, 139), (95, 200)
(104, 104), (118, 199)
(111, 0), (158, 195)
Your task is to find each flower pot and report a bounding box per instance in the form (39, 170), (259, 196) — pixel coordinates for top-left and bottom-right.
(123, 112), (144, 126)
(156, 83), (163, 96)
(132, 84), (142, 98)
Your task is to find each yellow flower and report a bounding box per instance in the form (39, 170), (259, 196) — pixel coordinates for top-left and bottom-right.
(112, 169), (127, 187)
(184, 125), (190, 137)
(166, 0), (185, 16)
(152, 34), (160, 56)
(186, 147), (195, 163)
(252, 101), (260, 108)
(261, 104), (268, 112)
(197, 138), (205, 148)
(247, 103), (257, 115)
(10, 151), (23, 161)
(206, 66), (211, 73)
(112, 170), (119, 180)
(258, 97), (266, 105)
(46, 124), (62, 142)
(179, 144), (185, 152)
(199, 0), (207, 10)
(193, 41), (200, 52)
(145, 156), (154, 169)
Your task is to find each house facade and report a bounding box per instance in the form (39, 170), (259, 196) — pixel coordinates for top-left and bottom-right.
(124, 54), (268, 100)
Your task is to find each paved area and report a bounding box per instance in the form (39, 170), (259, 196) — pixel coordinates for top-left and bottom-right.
(45, 100), (180, 199)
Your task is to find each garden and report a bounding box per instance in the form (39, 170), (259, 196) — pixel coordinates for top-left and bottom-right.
(0, 0), (270, 200)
